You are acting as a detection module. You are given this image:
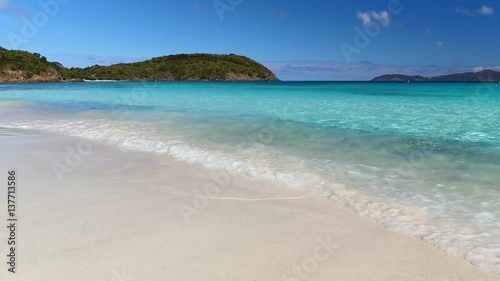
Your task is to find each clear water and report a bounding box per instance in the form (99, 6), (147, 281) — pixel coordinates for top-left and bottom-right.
(1, 82), (500, 273)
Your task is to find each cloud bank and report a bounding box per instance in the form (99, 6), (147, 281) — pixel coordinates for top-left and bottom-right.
(473, 66), (500, 73)
(263, 61), (479, 81)
(456, 5), (495, 16)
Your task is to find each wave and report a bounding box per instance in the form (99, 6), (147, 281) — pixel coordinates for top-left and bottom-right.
(2, 118), (500, 274)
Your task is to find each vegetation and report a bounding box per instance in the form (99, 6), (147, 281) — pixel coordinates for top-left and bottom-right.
(61, 53), (278, 81)
(0, 47), (62, 82)
(0, 47), (278, 83)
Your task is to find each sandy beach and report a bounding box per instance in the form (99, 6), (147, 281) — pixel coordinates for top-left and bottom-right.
(0, 128), (499, 281)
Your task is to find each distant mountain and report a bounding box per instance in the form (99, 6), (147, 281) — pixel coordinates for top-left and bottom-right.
(0, 47), (279, 83)
(371, 74), (430, 82)
(372, 70), (500, 82)
(431, 70), (500, 82)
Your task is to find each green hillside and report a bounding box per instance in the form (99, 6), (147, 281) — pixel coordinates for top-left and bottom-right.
(0, 48), (278, 83)
(62, 54), (279, 81)
(0, 47), (62, 83)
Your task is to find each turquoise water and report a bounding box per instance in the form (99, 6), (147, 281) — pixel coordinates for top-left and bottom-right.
(1, 82), (500, 273)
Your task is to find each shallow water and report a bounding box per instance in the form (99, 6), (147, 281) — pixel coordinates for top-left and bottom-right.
(1, 81), (499, 273)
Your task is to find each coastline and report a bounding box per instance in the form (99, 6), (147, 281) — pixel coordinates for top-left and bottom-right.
(0, 79), (281, 84)
(3, 80), (500, 85)
(1, 128), (499, 281)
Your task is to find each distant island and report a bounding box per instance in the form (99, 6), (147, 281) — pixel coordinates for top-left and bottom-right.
(372, 70), (500, 82)
(0, 47), (279, 83)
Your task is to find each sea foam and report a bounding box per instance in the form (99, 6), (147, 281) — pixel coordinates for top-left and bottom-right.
(2, 117), (500, 274)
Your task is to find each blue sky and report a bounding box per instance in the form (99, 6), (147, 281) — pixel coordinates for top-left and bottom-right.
(1, 0), (499, 80)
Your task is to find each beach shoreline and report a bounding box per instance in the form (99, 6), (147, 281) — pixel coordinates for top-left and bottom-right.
(1, 128), (498, 281)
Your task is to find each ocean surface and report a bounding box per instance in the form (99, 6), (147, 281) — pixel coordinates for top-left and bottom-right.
(1, 82), (499, 273)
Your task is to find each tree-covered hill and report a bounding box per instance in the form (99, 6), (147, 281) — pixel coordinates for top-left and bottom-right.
(0, 47), (62, 83)
(62, 53), (279, 81)
(0, 48), (279, 83)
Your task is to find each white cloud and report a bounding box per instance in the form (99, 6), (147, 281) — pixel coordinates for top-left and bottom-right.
(456, 7), (473, 16)
(473, 66), (500, 72)
(356, 12), (372, 27)
(479, 5), (495, 15)
(436, 41), (444, 47)
(263, 61), (474, 81)
(456, 5), (495, 16)
(357, 10), (391, 27)
(370, 11), (390, 27)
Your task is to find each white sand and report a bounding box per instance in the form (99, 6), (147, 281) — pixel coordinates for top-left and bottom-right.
(0, 128), (499, 281)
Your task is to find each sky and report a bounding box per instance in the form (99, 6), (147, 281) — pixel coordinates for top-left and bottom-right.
(0, 0), (499, 80)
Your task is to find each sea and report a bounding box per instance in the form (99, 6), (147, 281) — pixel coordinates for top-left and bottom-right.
(1, 81), (499, 273)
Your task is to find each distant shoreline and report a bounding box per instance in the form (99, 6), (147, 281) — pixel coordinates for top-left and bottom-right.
(4, 79), (493, 84)
(372, 69), (500, 82)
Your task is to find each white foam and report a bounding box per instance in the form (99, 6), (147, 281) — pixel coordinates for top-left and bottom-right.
(2, 118), (500, 275)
